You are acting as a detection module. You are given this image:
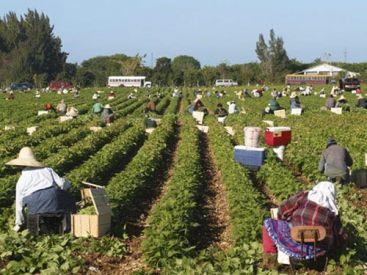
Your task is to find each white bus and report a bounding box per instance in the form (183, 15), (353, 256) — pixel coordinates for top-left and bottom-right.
(107, 76), (152, 88)
(215, 79), (238, 87)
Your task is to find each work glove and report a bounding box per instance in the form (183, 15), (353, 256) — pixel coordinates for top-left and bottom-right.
(13, 225), (21, 232)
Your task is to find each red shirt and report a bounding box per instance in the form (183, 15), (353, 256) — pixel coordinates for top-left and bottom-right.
(278, 192), (344, 248)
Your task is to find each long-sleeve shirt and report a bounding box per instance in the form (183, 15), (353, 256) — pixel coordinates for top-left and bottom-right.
(318, 144), (353, 177)
(278, 191), (344, 248)
(228, 103), (238, 114)
(15, 167), (70, 226)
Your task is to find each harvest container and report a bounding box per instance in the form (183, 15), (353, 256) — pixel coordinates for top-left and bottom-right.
(234, 145), (266, 169)
(265, 127), (291, 147)
(71, 182), (111, 237)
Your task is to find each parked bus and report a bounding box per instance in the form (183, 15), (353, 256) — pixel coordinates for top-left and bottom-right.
(215, 79), (238, 87)
(107, 76), (151, 88)
(285, 74), (331, 85)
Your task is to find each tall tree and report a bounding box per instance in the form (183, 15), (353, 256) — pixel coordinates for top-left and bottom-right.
(0, 10), (67, 85)
(153, 57), (172, 86)
(171, 55), (200, 86)
(255, 29), (290, 82)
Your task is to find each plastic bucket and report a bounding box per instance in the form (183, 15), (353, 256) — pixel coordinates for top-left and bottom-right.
(244, 127), (261, 147)
(273, 145), (285, 160)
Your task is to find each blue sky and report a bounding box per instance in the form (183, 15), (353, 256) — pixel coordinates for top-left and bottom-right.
(1, 0), (367, 66)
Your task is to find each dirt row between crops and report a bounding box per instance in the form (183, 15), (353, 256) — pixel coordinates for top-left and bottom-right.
(193, 132), (232, 251)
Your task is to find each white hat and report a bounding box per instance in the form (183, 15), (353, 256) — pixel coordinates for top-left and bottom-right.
(357, 94), (363, 99)
(104, 104), (111, 109)
(338, 95), (346, 101)
(290, 92), (297, 98)
(6, 147), (44, 167)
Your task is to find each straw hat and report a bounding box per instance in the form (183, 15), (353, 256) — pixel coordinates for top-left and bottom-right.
(290, 92), (297, 98)
(6, 147), (44, 167)
(357, 94), (363, 99)
(338, 95), (346, 102)
(104, 104), (111, 109)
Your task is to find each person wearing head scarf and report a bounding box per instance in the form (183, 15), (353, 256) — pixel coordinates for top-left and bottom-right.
(227, 101), (238, 114)
(262, 181), (346, 269)
(6, 147), (75, 232)
(56, 99), (67, 116)
(289, 92), (302, 109)
(335, 95), (350, 112)
(101, 104), (115, 125)
(356, 94), (367, 109)
(319, 138), (353, 184)
(325, 94), (336, 110)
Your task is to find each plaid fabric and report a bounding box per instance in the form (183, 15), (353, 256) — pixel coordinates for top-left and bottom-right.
(264, 218), (326, 260)
(277, 191), (343, 248)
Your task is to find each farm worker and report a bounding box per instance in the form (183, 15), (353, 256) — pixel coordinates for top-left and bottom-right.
(145, 99), (156, 113)
(108, 90), (116, 99)
(319, 138), (353, 184)
(92, 101), (104, 114)
(101, 104), (115, 125)
(44, 102), (55, 112)
(325, 94), (336, 110)
(262, 98), (282, 116)
(6, 91), (15, 100)
(227, 101), (238, 114)
(56, 99), (67, 116)
(335, 95), (350, 112)
(356, 94), (367, 108)
(6, 147), (75, 232)
(289, 92), (302, 109)
(92, 92), (99, 100)
(271, 89), (278, 99)
(187, 100), (195, 114)
(262, 181), (347, 269)
(214, 103), (228, 123)
(193, 98), (208, 115)
(35, 90), (41, 99)
(65, 106), (79, 117)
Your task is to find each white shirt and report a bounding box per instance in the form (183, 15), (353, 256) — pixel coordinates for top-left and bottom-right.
(228, 103), (238, 114)
(15, 167), (70, 226)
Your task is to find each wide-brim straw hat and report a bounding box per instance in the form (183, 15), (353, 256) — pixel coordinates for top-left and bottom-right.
(104, 104), (111, 109)
(338, 95), (346, 101)
(6, 147), (44, 167)
(290, 92), (297, 98)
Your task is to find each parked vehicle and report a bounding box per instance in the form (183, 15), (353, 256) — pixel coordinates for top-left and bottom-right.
(107, 76), (151, 88)
(49, 81), (74, 91)
(215, 79), (238, 87)
(339, 77), (360, 91)
(7, 82), (33, 91)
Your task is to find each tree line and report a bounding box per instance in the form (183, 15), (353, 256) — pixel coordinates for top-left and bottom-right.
(1, 10), (367, 88)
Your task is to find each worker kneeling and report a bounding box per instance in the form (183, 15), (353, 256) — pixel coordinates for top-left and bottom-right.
(6, 147), (76, 234)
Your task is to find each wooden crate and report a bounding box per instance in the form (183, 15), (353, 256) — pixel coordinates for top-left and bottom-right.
(71, 184), (111, 237)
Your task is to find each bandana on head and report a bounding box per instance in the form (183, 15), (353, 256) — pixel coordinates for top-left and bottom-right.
(307, 181), (338, 215)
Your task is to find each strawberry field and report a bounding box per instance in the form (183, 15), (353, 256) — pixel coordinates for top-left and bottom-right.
(0, 86), (367, 274)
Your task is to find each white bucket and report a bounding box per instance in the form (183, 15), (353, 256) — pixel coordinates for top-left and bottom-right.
(244, 127), (261, 147)
(217, 116), (226, 123)
(273, 145), (285, 160)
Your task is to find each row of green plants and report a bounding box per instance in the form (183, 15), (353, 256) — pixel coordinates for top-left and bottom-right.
(106, 113), (177, 223)
(66, 121), (146, 191)
(142, 117), (202, 267)
(207, 118), (268, 244)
